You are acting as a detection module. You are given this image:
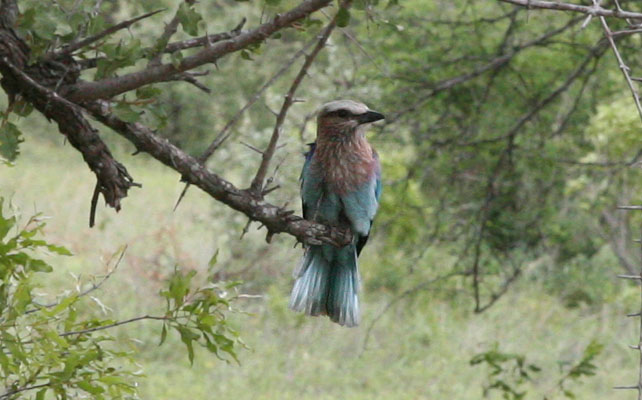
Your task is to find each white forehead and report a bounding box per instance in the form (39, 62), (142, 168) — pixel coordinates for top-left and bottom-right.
(319, 100), (369, 115)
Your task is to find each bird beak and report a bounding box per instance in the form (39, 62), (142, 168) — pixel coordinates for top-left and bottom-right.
(358, 110), (385, 124)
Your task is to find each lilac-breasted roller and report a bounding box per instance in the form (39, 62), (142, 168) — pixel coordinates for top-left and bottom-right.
(289, 100), (384, 327)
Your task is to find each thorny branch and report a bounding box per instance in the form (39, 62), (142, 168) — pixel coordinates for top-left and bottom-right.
(63, 0), (333, 102)
(84, 101), (353, 247)
(387, 16), (583, 125)
(174, 35), (320, 210)
(595, 2), (642, 124)
(0, 56), (140, 212)
(250, 15), (341, 195)
(471, 42), (607, 312)
(0, 0), (353, 246)
(499, 0), (642, 20)
(51, 9), (165, 59)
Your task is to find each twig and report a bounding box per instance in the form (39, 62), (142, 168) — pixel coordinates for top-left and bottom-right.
(0, 383), (50, 399)
(200, 37), (318, 161)
(64, 0), (333, 102)
(148, 2), (194, 67)
(53, 9), (164, 58)
(58, 314), (168, 338)
(249, 10), (342, 194)
(498, 0), (642, 19)
(387, 16), (582, 125)
(614, 210), (642, 398)
(596, 5), (642, 124)
(164, 18), (246, 53)
(172, 33), (321, 212)
(25, 246), (127, 314)
(240, 141), (264, 154)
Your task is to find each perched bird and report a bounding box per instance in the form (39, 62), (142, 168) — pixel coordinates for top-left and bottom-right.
(289, 100), (384, 327)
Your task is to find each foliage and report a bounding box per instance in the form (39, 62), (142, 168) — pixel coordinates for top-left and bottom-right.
(4, 0), (642, 397)
(471, 340), (604, 399)
(159, 265), (244, 365)
(0, 198), (241, 399)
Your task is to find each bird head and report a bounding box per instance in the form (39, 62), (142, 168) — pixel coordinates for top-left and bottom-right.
(316, 100), (384, 140)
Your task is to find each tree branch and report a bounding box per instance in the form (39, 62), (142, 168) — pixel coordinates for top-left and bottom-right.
(0, 56), (139, 212)
(84, 101), (352, 246)
(387, 16), (583, 125)
(0, 383), (49, 399)
(164, 18), (247, 54)
(498, 0), (642, 19)
(147, 1), (195, 66)
(63, 0), (333, 102)
(173, 34), (319, 210)
(52, 9), (165, 58)
(595, 3), (642, 124)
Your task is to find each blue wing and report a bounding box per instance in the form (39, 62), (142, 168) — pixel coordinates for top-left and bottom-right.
(300, 142), (341, 226)
(342, 152), (381, 256)
(300, 143), (317, 221)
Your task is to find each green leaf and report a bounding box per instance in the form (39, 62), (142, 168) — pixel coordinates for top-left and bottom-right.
(177, 3), (203, 36)
(0, 122), (23, 162)
(159, 323), (168, 346)
(0, 199), (16, 240)
(207, 249), (219, 270)
(177, 326), (199, 364)
(240, 50), (253, 61)
(170, 51), (184, 69)
(336, 7), (351, 27)
(78, 380), (105, 395)
(113, 103), (141, 123)
(46, 244), (73, 256)
(136, 86), (162, 100)
(35, 388), (47, 400)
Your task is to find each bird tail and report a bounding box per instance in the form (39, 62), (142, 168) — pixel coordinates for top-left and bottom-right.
(289, 244), (360, 327)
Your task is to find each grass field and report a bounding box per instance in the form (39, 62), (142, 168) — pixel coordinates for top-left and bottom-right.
(3, 135), (640, 399)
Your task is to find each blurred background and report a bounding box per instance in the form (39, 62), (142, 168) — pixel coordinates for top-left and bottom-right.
(5, 0), (642, 398)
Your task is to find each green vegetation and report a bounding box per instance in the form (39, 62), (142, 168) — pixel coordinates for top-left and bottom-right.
(0, 137), (637, 399)
(4, 0), (642, 398)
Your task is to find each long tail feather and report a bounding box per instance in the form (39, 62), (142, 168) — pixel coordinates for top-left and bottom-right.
(327, 245), (360, 327)
(289, 246), (331, 316)
(290, 244), (361, 327)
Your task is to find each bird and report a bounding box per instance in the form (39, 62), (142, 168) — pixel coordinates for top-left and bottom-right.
(289, 100), (384, 327)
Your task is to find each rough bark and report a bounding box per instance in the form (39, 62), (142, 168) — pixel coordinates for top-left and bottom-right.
(85, 101), (352, 246)
(0, 7), (137, 211)
(0, 0), (350, 246)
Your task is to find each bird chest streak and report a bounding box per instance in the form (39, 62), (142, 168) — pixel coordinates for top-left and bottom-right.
(313, 136), (376, 195)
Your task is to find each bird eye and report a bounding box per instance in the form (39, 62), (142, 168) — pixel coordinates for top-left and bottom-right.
(336, 110), (349, 118)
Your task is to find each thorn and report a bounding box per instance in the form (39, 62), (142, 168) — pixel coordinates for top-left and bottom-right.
(618, 274), (642, 280)
(233, 17), (247, 34)
(173, 183), (190, 211)
(89, 181), (100, 228)
(240, 218), (252, 239)
(628, 312), (641, 317)
(265, 230), (274, 243)
(240, 141), (264, 154)
(614, 385), (639, 390)
(261, 185), (280, 196)
(629, 344), (641, 350)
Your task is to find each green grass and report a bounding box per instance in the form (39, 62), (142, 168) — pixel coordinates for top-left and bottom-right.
(3, 136), (640, 399)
